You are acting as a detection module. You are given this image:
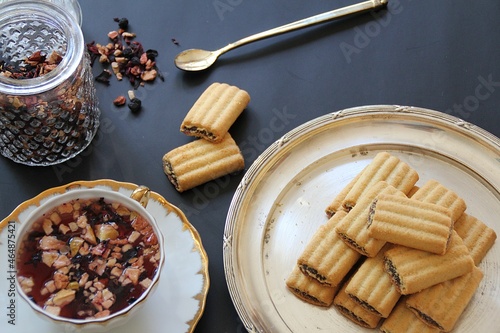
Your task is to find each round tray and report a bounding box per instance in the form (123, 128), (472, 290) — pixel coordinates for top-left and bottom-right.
(224, 105), (500, 332)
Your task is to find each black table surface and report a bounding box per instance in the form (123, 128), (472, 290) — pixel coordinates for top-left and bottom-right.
(2, 0), (500, 332)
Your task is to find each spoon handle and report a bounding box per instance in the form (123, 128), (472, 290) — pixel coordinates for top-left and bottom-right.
(218, 0), (388, 55)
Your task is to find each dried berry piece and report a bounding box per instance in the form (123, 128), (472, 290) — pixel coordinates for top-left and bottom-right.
(145, 49), (158, 61)
(128, 98), (142, 113)
(86, 41), (100, 66)
(95, 69), (112, 85)
(114, 17), (129, 30)
(108, 31), (119, 40)
(113, 95), (126, 106)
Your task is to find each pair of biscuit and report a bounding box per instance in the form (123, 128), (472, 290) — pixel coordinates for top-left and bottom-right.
(286, 210), (356, 307)
(333, 279), (382, 329)
(325, 152), (419, 215)
(286, 266), (340, 307)
(406, 266), (483, 332)
(163, 83), (249, 192)
(334, 181), (406, 257)
(366, 179), (468, 255)
(401, 213), (496, 332)
(297, 210), (361, 287)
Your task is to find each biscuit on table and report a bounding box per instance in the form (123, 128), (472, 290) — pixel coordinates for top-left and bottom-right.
(345, 244), (401, 318)
(406, 266), (484, 332)
(285, 265), (339, 307)
(411, 179), (467, 222)
(379, 297), (440, 333)
(333, 280), (382, 329)
(180, 82), (250, 143)
(341, 152), (419, 210)
(298, 210), (361, 287)
(162, 133), (244, 192)
(335, 181), (406, 257)
(367, 194), (453, 255)
(454, 213), (497, 265)
(383, 231), (475, 295)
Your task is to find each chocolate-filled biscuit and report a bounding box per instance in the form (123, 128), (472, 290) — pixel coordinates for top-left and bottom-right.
(406, 266), (483, 332)
(411, 179), (466, 222)
(454, 213), (497, 265)
(286, 265), (339, 307)
(325, 168), (365, 217)
(345, 245), (401, 318)
(335, 181), (406, 257)
(333, 280), (382, 329)
(298, 210), (361, 287)
(341, 152), (419, 210)
(162, 133), (244, 192)
(383, 231), (474, 295)
(380, 297), (440, 333)
(180, 82), (250, 143)
(367, 194), (453, 255)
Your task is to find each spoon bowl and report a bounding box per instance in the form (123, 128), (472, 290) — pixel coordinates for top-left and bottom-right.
(174, 0), (388, 71)
(174, 49), (220, 72)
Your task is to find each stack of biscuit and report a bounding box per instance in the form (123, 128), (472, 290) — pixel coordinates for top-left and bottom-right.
(286, 151), (497, 332)
(162, 82), (250, 192)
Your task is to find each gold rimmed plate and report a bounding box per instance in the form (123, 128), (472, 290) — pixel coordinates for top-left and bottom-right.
(0, 179), (209, 333)
(224, 105), (500, 332)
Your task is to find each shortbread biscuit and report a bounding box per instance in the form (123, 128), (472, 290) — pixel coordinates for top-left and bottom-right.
(286, 265), (339, 307)
(298, 211), (361, 287)
(406, 266), (483, 332)
(367, 194), (453, 255)
(345, 245), (401, 318)
(380, 298), (440, 333)
(325, 167), (366, 217)
(411, 179), (467, 222)
(162, 133), (244, 192)
(341, 152), (419, 210)
(383, 231), (475, 295)
(180, 82), (250, 143)
(333, 281), (382, 329)
(454, 213), (497, 265)
(335, 181), (406, 257)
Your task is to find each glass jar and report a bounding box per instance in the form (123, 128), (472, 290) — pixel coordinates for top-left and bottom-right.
(0, 0), (100, 166)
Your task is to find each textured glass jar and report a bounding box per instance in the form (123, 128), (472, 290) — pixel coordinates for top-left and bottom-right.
(0, 0), (99, 166)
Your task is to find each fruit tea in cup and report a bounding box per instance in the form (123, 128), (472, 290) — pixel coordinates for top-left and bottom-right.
(16, 196), (161, 320)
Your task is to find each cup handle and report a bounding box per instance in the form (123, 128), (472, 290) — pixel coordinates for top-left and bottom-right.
(130, 185), (150, 208)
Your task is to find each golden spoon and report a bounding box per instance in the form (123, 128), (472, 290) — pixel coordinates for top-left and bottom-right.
(174, 0), (388, 71)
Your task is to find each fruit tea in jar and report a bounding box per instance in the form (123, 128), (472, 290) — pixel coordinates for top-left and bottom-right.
(0, 0), (100, 166)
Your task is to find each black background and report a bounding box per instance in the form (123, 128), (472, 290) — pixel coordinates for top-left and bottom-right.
(1, 0), (499, 332)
